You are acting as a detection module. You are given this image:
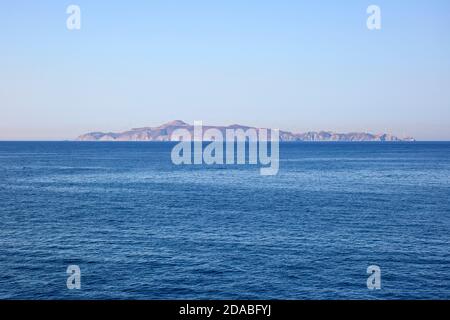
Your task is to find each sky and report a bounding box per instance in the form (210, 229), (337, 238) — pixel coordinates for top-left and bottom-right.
(1, 0), (450, 140)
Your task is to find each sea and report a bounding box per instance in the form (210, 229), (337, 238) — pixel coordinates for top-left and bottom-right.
(0, 141), (449, 299)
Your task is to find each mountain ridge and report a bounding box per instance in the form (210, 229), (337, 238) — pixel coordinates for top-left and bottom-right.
(76, 121), (415, 142)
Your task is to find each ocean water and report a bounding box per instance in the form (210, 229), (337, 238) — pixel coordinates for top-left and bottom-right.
(0, 141), (449, 300)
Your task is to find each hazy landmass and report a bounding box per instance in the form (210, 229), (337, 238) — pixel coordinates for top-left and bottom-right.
(76, 120), (415, 142)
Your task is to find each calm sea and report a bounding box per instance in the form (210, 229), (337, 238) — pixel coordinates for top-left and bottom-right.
(0, 142), (449, 299)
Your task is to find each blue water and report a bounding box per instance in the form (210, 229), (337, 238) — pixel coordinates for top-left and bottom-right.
(0, 142), (449, 300)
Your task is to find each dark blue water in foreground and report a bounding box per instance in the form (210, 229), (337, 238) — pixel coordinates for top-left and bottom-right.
(0, 142), (449, 300)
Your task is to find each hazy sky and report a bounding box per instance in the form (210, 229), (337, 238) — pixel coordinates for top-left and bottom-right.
(1, 0), (450, 140)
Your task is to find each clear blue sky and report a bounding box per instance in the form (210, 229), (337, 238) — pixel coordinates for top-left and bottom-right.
(1, 0), (449, 140)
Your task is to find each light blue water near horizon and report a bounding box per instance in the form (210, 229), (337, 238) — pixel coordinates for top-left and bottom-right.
(0, 142), (449, 299)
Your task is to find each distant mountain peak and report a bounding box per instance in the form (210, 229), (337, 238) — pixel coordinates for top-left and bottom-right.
(76, 121), (415, 142)
(162, 120), (189, 127)
(228, 124), (251, 129)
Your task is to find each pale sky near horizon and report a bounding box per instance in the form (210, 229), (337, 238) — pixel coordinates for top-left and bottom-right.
(1, 0), (450, 140)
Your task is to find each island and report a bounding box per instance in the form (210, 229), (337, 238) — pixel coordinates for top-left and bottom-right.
(76, 120), (415, 142)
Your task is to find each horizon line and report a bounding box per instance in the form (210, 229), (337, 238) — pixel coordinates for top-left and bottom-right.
(4, 139), (450, 143)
